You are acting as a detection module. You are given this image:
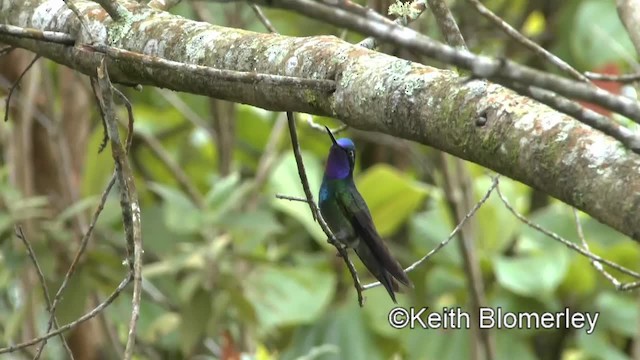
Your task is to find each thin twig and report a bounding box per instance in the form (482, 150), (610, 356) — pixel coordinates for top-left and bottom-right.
(468, 0), (589, 83)
(40, 174), (117, 355)
(585, 71), (640, 83)
(92, 58), (143, 360)
(61, 0), (94, 42)
(14, 226), (75, 360)
(495, 184), (640, 281)
(285, 112), (365, 306)
(287, 113), (314, 219)
(572, 209), (625, 288)
(94, 0), (130, 21)
(249, 4), (278, 33)
(0, 24), (75, 45)
(0, 274), (132, 355)
(363, 175), (501, 289)
(275, 194), (310, 203)
(4, 54), (40, 122)
(427, 0), (465, 49)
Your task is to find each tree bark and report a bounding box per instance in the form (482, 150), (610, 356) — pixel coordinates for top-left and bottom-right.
(2, 0), (640, 240)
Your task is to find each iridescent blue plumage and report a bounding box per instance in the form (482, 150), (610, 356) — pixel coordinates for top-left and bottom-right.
(319, 127), (413, 303)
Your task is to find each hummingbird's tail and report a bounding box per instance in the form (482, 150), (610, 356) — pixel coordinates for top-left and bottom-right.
(354, 241), (411, 303)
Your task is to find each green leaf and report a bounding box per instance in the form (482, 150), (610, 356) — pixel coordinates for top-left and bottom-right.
(148, 183), (203, 235)
(494, 330), (538, 360)
(56, 196), (99, 223)
(282, 302), (383, 360)
(405, 323), (471, 360)
(55, 273), (91, 326)
(269, 152), (326, 244)
(146, 312), (180, 343)
(558, 256), (597, 298)
(409, 203), (461, 267)
(223, 210), (282, 253)
(494, 248), (569, 298)
(474, 177), (528, 254)
(572, 0), (636, 69)
(204, 172), (241, 208)
(356, 164), (428, 236)
(595, 292), (638, 336)
(577, 330), (629, 360)
(243, 265), (335, 330)
(180, 288), (212, 355)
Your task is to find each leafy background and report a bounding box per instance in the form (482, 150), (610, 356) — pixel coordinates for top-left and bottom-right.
(1, 0), (639, 359)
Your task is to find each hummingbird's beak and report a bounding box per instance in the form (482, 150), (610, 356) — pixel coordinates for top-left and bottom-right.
(325, 126), (339, 146)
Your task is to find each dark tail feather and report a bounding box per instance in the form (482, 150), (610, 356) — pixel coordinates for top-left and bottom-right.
(355, 243), (400, 303)
(356, 236), (414, 289)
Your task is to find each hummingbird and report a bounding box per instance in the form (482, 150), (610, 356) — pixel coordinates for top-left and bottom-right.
(318, 127), (413, 303)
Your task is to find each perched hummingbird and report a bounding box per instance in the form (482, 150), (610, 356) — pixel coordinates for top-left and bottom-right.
(319, 127), (413, 303)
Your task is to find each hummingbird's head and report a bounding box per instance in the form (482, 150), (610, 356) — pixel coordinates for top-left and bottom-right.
(324, 126), (355, 179)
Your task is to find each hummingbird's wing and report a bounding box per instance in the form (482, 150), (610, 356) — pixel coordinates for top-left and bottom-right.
(336, 187), (413, 289)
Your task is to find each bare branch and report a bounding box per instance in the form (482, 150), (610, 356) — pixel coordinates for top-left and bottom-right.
(616, 0), (640, 58)
(249, 4), (278, 33)
(585, 71), (640, 83)
(495, 184), (640, 281)
(427, 0), (465, 49)
(0, 275), (132, 355)
(94, 0), (131, 21)
(4, 54), (40, 122)
(468, 0), (589, 83)
(0, 24), (75, 45)
(41, 175), (116, 355)
(92, 58), (143, 360)
(14, 226), (75, 360)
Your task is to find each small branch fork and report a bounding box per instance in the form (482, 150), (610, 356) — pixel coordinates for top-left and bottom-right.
(496, 185), (640, 290)
(4, 54), (141, 359)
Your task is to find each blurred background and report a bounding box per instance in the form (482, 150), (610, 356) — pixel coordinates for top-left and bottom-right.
(1, 0), (640, 359)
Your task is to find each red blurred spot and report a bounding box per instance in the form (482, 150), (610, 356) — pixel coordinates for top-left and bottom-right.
(221, 330), (241, 360)
(579, 63), (622, 116)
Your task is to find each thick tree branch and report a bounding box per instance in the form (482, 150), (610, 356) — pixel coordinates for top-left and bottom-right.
(2, 0), (640, 241)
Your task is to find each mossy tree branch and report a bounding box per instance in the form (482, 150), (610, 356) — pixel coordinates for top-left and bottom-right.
(1, 0), (640, 240)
